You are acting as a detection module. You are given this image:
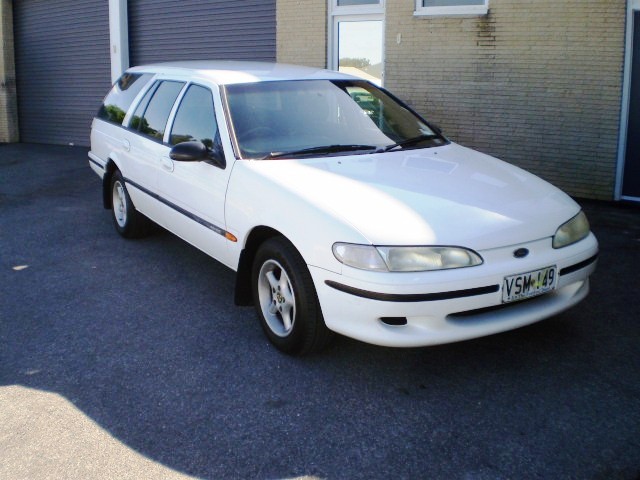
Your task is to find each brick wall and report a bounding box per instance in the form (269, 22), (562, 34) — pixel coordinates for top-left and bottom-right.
(0, 0), (19, 143)
(276, 0), (326, 67)
(385, 0), (626, 200)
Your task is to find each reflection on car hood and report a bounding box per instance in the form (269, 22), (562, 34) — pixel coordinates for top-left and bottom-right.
(246, 143), (580, 249)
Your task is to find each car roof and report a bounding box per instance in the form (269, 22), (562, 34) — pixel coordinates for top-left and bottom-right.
(127, 61), (360, 86)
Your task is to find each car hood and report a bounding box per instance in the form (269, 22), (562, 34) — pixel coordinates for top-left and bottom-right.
(244, 143), (580, 250)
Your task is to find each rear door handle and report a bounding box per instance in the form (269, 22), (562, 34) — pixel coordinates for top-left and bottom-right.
(122, 139), (130, 152)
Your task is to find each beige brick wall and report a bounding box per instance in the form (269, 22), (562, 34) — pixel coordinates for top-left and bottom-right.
(385, 0), (625, 200)
(276, 0), (327, 68)
(0, 0), (19, 143)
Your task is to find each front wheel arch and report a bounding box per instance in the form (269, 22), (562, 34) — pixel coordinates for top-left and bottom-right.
(234, 226), (282, 306)
(251, 235), (333, 355)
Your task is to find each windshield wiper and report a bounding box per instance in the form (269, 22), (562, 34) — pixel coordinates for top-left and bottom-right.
(263, 144), (378, 159)
(381, 134), (440, 152)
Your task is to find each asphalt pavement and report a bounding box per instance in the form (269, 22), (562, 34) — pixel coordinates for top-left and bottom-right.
(1, 143), (639, 479)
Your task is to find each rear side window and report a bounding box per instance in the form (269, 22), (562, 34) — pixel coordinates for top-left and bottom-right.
(97, 73), (153, 124)
(129, 81), (185, 141)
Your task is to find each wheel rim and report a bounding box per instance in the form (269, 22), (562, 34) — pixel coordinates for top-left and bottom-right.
(112, 180), (127, 228)
(257, 259), (296, 337)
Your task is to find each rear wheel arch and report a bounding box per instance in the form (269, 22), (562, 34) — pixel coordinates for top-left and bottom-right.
(102, 160), (118, 209)
(108, 169), (153, 238)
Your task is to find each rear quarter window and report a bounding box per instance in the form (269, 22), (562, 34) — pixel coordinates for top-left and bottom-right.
(97, 73), (153, 124)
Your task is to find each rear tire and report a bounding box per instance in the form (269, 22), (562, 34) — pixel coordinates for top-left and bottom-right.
(252, 237), (333, 355)
(110, 170), (152, 238)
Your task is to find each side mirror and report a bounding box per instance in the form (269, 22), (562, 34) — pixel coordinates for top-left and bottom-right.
(170, 141), (208, 162)
(170, 141), (226, 168)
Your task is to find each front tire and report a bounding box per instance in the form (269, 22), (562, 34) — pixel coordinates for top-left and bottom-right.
(252, 237), (333, 355)
(110, 170), (152, 238)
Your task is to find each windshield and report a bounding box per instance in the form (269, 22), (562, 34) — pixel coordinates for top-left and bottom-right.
(225, 80), (446, 159)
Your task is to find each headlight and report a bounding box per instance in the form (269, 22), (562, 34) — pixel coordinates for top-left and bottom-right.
(331, 243), (388, 272)
(332, 243), (483, 272)
(553, 211), (590, 248)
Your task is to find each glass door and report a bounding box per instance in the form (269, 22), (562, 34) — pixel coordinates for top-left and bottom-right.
(617, 0), (640, 201)
(621, 9), (640, 199)
(329, 1), (384, 85)
(336, 19), (383, 85)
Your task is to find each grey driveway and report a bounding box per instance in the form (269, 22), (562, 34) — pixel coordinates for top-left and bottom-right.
(1, 143), (639, 479)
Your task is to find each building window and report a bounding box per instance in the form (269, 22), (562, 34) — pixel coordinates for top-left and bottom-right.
(337, 0), (378, 5)
(332, 0), (382, 14)
(329, 0), (384, 84)
(414, 0), (488, 16)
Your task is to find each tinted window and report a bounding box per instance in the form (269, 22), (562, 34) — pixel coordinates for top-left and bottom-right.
(130, 81), (185, 141)
(130, 83), (155, 127)
(97, 73), (153, 124)
(169, 85), (218, 148)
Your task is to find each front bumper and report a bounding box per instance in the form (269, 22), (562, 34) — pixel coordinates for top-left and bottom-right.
(310, 234), (598, 347)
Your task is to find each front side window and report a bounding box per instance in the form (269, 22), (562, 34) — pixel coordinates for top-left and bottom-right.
(169, 85), (218, 148)
(415, 0), (488, 16)
(226, 79), (445, 159)
(97, 73), (153, 124)
(129, 81), (185, 141)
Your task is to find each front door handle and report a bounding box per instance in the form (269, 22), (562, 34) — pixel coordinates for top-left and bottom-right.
(122, 139), (130, 152)
(161, 157), (174, 172)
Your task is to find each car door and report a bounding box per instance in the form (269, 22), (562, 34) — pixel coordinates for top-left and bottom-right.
(119, 79), (186, 220)
(156, 82), (237, 269)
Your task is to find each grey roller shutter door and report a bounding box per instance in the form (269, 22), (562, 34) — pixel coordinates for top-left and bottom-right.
(13, 0), (110, 146)
(129, 0), (276, 66)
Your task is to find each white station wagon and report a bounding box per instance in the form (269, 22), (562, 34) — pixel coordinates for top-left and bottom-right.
(89, 61), (598, 354)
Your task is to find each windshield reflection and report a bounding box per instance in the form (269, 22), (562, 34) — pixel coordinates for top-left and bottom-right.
(225, 80), (446, 159)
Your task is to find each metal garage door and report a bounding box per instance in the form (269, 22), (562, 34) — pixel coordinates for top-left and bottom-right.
(128, 0), (276, 66)
(13, 0), (110, 146)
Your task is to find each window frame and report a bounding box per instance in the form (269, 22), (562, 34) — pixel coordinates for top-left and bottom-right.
(414, 0), (488, 17)
(331, 0), (384, 16)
